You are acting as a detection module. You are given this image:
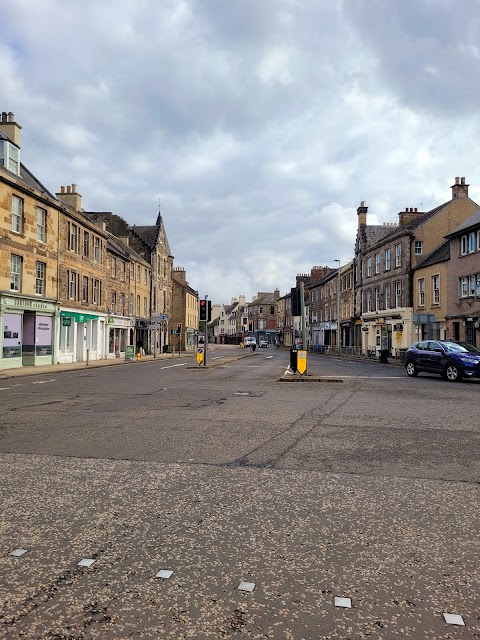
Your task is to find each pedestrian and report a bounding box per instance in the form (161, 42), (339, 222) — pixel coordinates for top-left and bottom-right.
(252, 343), (256, 353)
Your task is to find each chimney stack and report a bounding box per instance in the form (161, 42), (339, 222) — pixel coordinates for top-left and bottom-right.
(451, 176), (469, 199)
(56, 183), (82, 212)
(357, 200), (368, 227)
(0, 111), (22, 147)
(399, 207), (424, 226)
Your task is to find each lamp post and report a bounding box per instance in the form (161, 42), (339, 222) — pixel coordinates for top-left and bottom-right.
(335, 260), (341, 353)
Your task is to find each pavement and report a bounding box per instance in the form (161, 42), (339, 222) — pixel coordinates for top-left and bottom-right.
(2, 455), (478, 639)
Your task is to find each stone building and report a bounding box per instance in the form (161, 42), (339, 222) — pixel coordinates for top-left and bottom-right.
(55, 185), (109, 363)
(0, 112), (60, 370)
(171, 267), (198, 351)
(445, 209), (480, 345)
(87, 211), (173, 352)
(353, 178), (479, 356)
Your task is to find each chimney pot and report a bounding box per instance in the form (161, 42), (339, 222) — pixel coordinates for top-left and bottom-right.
(7, 112), (14, 122)
(360, 200), (365, 207)
(72, 183), (77, 193)
(66, 185), (71, 194)
(461, 177), (465, 184)
(1, 112), (6, 122)
(455, 176), (460, 184)
(414, 207), (417, 212)
(60, 186), (65, 193)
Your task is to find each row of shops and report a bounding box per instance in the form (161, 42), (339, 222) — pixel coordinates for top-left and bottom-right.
(0, 294), (169, 370)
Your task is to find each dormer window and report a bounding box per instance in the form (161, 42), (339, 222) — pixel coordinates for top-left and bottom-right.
(0, 139), (20, 175)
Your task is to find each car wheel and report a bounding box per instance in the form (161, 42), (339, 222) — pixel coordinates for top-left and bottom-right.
(444, 363), (463, 381)
(405, 360), (418, 377)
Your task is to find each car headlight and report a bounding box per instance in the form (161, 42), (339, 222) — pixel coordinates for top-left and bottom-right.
(459, 356), (476, 364)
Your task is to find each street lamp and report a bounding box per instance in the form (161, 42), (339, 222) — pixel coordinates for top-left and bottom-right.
(335, 260), (341, 352)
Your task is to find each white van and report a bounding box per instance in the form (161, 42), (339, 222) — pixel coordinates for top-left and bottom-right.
(244, 337), (257, 348)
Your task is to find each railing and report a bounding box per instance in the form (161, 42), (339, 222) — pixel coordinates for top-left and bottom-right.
(278, 344), (408, 363)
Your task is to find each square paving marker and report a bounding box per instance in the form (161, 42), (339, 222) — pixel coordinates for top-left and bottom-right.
(77, 558), (96, 567)
(443, 613), (465, 626)
(334, 596), (352, 608)
(10, 549), (28, 557)
(155, 569), (173, 579)
(238, 581), (255, 592)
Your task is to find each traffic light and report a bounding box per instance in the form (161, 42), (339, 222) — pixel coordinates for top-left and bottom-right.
(199, 299), (206, 321)
(291, 287), (302, 316)
(248, 321), (253, 331)
(177, 322), (182, 333)
(207, 300), (212, 321)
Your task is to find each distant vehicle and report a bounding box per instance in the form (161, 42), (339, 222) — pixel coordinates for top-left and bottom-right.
(244, 337), (257, 348)
(405, 340), (480, 381)
(259, 340), (268, 348)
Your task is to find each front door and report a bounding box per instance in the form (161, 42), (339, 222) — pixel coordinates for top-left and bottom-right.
(76, 322), (85, 361)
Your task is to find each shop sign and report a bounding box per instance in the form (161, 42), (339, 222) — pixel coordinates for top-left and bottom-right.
(35, 316), (52, 356)
(62, 317), (72, 326)
(125, 345), (135, 360)
(3, 313), (22, 358)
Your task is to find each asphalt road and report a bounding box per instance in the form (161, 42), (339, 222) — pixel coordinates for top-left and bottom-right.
(1, 346), (479, 638)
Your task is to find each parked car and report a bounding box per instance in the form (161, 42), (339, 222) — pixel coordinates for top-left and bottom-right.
(244, 337), (257, 348)
(405, 340), (480, 381)
(452, 341), (480, 353)
(259, 340), (268, 348)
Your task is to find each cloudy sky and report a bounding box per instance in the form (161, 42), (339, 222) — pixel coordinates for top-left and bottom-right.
(2, 0), (480, 303)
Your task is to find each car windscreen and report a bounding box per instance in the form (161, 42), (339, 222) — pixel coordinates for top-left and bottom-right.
(443, 342), (469, 353)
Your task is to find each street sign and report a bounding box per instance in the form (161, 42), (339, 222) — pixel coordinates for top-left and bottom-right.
(297, 350), (307, 375)
(196, 348), (204, 364)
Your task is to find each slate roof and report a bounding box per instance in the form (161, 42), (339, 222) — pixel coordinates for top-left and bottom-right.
(2, 130), (55, 197)
(445, 208), (480, 237)
(365, 201), (456, 251)
(413, 240), (450, 270)
(129, 213), (172, 256)
(251, 292), (276, 305)
(106, 232), (150, 266)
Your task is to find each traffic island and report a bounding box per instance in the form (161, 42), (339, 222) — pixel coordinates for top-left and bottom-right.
(279, 375), (344, 383)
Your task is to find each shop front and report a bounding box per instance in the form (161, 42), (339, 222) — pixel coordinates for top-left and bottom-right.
(0, 295), (58, 370)
(57, 309), (105, 363)
(106, 316), (134, 358)
(361, 309), (414, 356)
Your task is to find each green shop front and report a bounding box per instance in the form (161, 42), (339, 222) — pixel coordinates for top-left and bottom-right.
(0, 294), (58, 370)
(57, 309), (106, 363)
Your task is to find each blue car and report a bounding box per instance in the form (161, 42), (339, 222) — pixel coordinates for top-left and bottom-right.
(405, 340), (480, 381)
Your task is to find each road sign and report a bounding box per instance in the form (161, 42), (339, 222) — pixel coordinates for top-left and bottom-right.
(196, 348), (204, 364)
(297, 350), (307, 375)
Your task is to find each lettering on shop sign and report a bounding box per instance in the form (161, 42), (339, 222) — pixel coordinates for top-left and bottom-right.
(13, 299), (48, 310)
(4, 329), (19, 339)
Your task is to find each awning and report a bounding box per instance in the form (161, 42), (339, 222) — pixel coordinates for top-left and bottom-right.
(60, 310), (99, 322)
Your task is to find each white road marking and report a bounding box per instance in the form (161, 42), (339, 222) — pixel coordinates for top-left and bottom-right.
(266, 356), (274, 359)
(10, 384), (24, 387)
(160, 363), (187, 370)
(31, 379), (56, 384)
(0, 387), (10, 391)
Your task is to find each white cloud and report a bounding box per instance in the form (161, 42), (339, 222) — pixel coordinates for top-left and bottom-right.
(2, 0), (480, 303)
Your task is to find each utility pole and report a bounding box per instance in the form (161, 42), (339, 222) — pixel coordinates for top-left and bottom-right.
(300, 280), (307, 375)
